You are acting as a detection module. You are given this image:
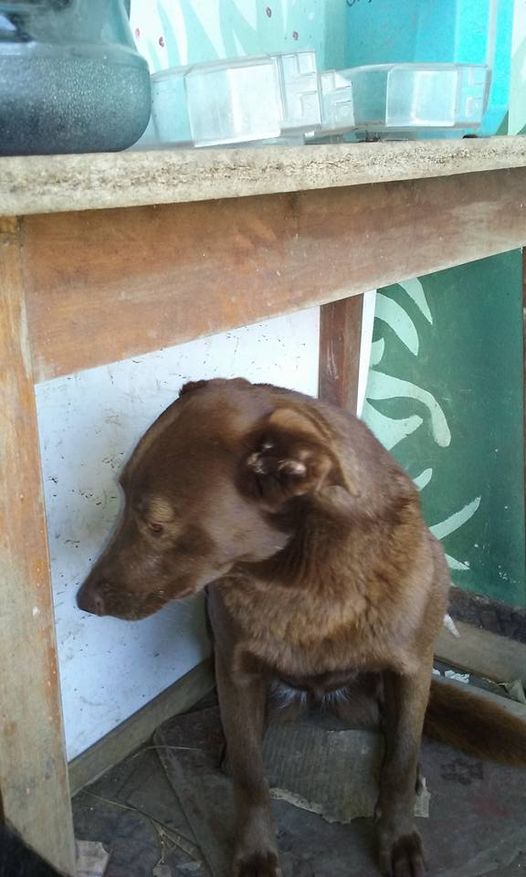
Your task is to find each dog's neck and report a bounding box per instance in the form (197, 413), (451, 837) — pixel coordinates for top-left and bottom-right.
(231, 483), (423, 601)
(231, 499), (359, 595)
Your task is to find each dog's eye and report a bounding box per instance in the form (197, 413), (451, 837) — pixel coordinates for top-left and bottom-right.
(147, 521), (164, 535)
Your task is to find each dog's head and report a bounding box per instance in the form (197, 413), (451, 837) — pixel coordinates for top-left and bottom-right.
(76, 378), (355, 620)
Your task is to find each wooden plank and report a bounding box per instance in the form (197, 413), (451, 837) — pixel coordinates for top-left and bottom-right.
(435, 620), (526, 685)
(0, 228), (75, 874)
(69, 658), (215, 795)
(319, 296), (364, 412)
(448, 585), (526, 644)
(23, 166), (526, 383)
(3, 137), (526, 216)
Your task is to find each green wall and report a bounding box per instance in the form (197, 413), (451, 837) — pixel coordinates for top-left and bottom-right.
(363, 1), (526, 607)
(365, 255), (525, 606)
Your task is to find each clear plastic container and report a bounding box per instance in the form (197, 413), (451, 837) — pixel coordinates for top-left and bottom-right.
(345, 63), (489, 131)
(185, 56), (281, 147)
(151, 67), (191, 146)
(276, 51), (320, 133)
(345, 0), (511, 136)
(317, 70), (355, 135)
(150, 50), (322, 147)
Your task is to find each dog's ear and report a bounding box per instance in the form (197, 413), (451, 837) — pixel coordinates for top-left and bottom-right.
(178, 380), (209, 398)
(179, 377), (252, 399)
(244, 407), (355, 511)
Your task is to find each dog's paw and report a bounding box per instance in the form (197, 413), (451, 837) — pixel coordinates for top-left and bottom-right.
(378, 830), (426, 877)
(233, 850), (282, 877)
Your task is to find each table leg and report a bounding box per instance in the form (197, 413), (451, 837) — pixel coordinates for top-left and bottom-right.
(318, 295), (365, 413)
(0, 221), (75, 875)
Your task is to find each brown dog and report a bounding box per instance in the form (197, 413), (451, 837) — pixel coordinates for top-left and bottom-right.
(77, 378), (526, 877)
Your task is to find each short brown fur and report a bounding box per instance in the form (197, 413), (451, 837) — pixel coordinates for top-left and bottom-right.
(77, 378), (526, 877)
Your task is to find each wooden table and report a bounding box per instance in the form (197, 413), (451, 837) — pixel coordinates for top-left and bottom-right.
(2, 136), (526, 874)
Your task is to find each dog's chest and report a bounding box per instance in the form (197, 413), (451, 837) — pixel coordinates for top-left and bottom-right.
(220, 578), (415, 677)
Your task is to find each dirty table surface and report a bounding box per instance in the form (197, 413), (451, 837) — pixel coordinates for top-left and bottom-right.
(2, 136), (526, 216)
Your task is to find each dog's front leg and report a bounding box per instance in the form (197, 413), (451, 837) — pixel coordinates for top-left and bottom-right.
(215, 652), (280, 877)
(376, 659), (432, 877)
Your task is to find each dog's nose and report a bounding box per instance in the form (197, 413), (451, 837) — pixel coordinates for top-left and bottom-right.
(92, 593), (106, 616)
(77, 582), (106, 616)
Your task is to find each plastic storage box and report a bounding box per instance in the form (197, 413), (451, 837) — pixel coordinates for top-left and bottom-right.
(345, 0), (512, 136)
(151, 66), (191, 146)
(343, 63), (489, 132)
(149, 0), (507, 147)
(185, 55), (282, 146)
(317, 70), (355, 135)
(151, 50), (322, 147)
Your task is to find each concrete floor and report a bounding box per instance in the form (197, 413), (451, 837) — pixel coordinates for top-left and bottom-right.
(72, 695), (526, 877)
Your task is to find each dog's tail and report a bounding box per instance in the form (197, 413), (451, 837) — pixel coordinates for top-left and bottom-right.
(424, 678), (526, 765)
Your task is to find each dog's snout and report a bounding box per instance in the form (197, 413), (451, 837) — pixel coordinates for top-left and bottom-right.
(77, 580), (106, 616)
(92, 592), (106, 616)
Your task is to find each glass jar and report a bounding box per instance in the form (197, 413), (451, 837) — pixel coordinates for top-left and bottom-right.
(0, 0), (151, 155)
